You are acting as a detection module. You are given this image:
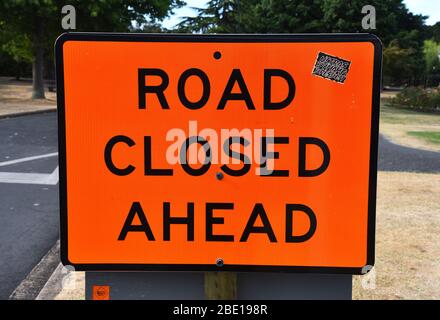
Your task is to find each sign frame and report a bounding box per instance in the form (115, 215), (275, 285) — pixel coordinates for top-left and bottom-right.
(56, 32), (382, 274)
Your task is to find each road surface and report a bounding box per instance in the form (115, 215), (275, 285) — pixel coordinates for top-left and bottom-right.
(0, 112), (438, 299)
(378, 135), (440, 173)
(0, 113), (59, 299)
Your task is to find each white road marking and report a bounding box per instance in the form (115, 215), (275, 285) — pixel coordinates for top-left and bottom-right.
(46, 166), (59, 185)
(0, 166), (59, 185)
(0, 152), (59, 185)
(0, 152), (58, 167)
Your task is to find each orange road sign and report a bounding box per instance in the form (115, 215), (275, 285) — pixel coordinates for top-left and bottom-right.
(56, 33), (382, 274)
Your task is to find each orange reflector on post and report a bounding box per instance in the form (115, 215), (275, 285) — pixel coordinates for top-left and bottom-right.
(92, 285), (110, 300)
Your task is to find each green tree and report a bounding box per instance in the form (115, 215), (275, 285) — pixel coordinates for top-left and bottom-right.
(425, 22), (440, 43)
(179, 0), (426, 39)
(321, 0), (426, 85)
(321, 0), (426, 44)
(179, 0), (427, 86)
(177, 0), (251, 33)
(423, 39), (440, 86)
(0, 0), (183, 99)
(0, 19), (33, 80)
(242, 0), (324, 33)
(383, 39), (417, 86)
(178, 0), (324, 33)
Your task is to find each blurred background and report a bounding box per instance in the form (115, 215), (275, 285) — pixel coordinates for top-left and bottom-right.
(1, 0), (440, 97)
(0, 0), (439, 300)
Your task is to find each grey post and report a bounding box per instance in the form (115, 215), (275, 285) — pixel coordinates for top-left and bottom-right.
(85, 271), (351, 300)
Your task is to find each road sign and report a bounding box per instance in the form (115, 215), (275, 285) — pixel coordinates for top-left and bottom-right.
(56, 33), (381, 274)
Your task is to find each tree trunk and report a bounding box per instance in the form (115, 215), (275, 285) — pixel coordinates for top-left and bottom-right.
(32, 46), (45, 99)
(15, 63), (21, 81)
(32, 16), (45, 99)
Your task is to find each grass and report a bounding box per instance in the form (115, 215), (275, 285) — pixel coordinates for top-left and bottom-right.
(380, 101), (440, 152)
(0, 76), (56, 117)
(380, 102), (440, 125)
(353, 171), (440, 300)
(0, 76), (56, 104)
(407, 131), (440, 145)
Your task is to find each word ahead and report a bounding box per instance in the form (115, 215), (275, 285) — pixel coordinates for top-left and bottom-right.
(118, 202), (317, 244)
(56, 33), (381, 274)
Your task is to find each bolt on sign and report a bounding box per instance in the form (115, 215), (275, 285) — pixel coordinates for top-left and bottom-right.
(56, 33), (382, 274)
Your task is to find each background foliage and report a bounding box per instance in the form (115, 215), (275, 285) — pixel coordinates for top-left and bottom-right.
(0, 0), (439, 97)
